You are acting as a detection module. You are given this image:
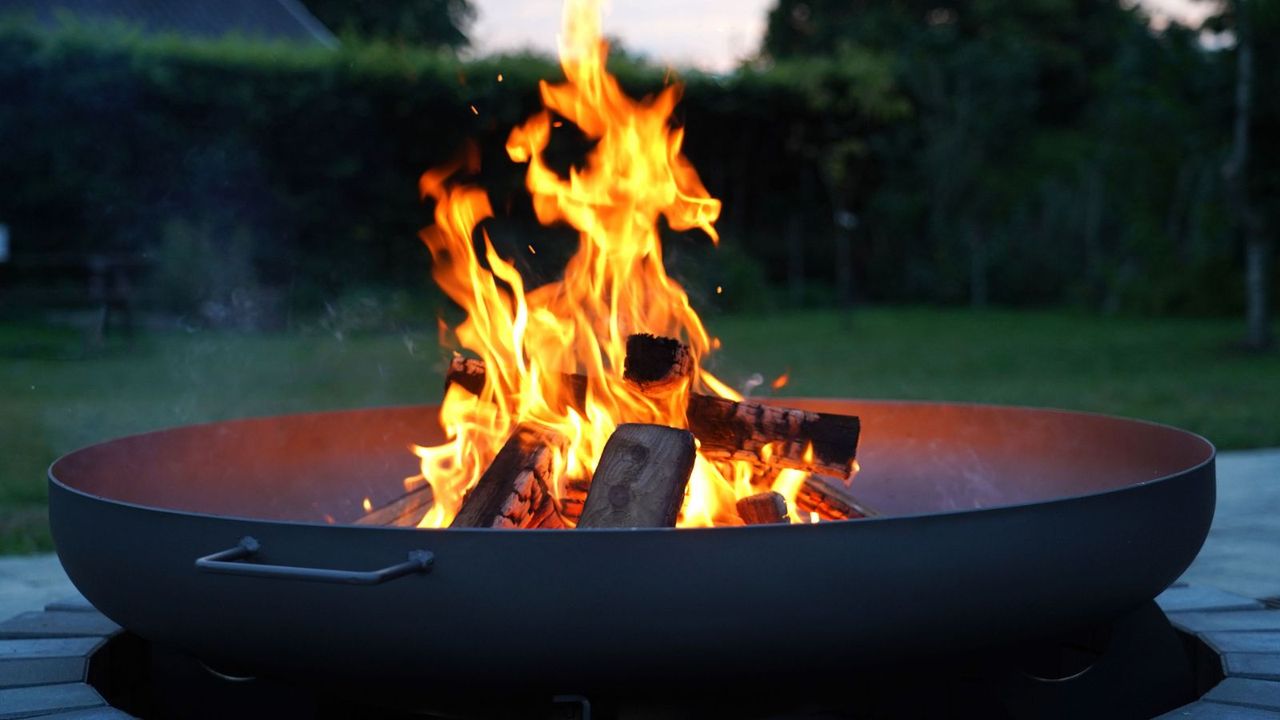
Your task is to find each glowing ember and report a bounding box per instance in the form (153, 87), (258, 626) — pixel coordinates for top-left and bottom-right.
(410, 0), (812, 527)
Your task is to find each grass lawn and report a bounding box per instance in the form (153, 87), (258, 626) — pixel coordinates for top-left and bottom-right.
(2, 307), (1277, 553)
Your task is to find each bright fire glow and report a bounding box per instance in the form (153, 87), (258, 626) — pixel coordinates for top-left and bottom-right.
(410, 0), (809, 527)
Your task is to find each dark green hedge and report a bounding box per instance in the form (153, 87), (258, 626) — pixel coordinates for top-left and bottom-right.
(0, 23), (1262, 321)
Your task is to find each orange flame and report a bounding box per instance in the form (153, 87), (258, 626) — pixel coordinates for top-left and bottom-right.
(411, 0), (781, 528)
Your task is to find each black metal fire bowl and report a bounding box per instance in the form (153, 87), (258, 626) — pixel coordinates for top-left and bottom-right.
(47, 400), (1215, 703)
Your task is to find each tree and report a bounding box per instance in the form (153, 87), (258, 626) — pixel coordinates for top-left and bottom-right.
(305, 0), (474, 50)
(760, 0), (1242, 314)
(763, 1), (1128, 305)
(1217, 0), (1276, 350)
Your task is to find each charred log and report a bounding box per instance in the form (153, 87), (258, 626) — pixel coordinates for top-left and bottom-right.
(619, 333), (860, 479)
(624, 333), (692, 395)
(577, 424), (697, 528)
(446, 355), (588, 407)
(736, 491), (790, 525)
(444, 356), (487, 396)
(796, 475), (877, 521)
(687, 395), (860, 480)
(446, 354), (860, 480)
(354, 484), (435, 527)
(451, 424), (567, 529)
(560, 478), (591, 524)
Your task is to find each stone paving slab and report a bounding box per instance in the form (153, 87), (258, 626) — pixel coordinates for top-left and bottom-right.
(1159, 586), (1266, 613)
(1204, 631), (1280, 655)
(0, 557), (73, 589)
(1181, 448), (1280, 600)
(0, 638), (100, 661)
(0, 638), (101, 689)
(1224, 654), (1280, 681)
(0, 682), (104, 719)
(0, 612), (120, 640)
(1204, 678), (1280, 711)
(42, 597), (96, 614)
(1173, 611), (1280, 633)
(0, 555), (79, 625)
(37, 708), (134, 719)
(1158, 701), (1280, 719)
(0, 655), (87, 690)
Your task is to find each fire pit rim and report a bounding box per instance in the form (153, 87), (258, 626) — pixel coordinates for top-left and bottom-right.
(46, 398), (1216, 532)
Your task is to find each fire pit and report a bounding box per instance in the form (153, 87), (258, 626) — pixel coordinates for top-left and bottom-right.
(48, 400), (1214, 713)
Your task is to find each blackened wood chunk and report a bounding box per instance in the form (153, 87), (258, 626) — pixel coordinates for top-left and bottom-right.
(446, 356), (589, 408)
(445, 356), (487, 395)
(577, 424), (697, 528)
(442, 350), (861, 480)
(559, 478), (591, 524)
(687, 395), (861, 479)
(355, 484), (436, 527)
(451, 425), (567, 529)
(624, 334), (693, 394)
(795, 475), (877, 521)
(736, 491), (790, 525)
(528, 494), (567, 529)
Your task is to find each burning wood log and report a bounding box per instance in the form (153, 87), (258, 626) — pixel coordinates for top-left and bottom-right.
(559, 478), (591, 524)
(623, 333), (692, 396)
(445, 352), (861, 480)
(736, 491), (790, 525)
(354, 484), (435, 527)
(686, 395), (860, 480)
(577, 424), (697, 528)
(451, 424), (567, 529)
(622, 334), (860, 479)
(444, 356), (487, 395)
(796, 475), (877, 521)
(446, 355), (588, 407)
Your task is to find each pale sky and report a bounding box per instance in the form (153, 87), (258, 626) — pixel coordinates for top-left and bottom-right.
(469, 0), (1220, 73)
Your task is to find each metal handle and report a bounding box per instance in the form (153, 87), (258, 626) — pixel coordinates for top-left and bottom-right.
(195, 536), (433, 585)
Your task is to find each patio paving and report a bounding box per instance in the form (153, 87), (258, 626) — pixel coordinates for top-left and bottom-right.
(1180, 448), (1280, 600)
(1, 447), (1277, 621)
(0, 554), (81, 627)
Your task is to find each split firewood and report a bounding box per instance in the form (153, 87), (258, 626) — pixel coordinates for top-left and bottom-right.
(577, 424), (697, 528)
(620, 334), (860, 479)
(446, 355), (588, 407)
(559, 478), (591, 524)
(622, 334), (861, 478)
(445, 352), (860, 480)
(796, 474), (877, 521)
(686, 394), (860, 480)
(623, 333), (692, 396)
(444, 356), (487, 395)
(354, 484), (435, 527)
(736, 491), (790, 525)
(451, 424), (567, 529)
(526, 489), (567, 529)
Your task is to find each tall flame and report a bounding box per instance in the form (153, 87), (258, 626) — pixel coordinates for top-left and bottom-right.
(412, 0), (807, 527)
